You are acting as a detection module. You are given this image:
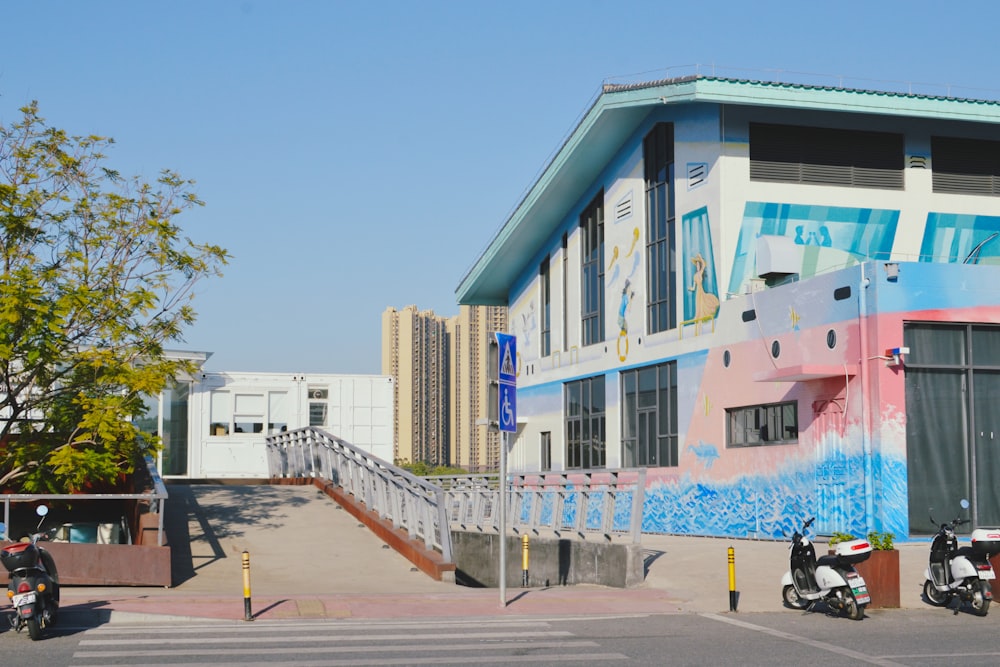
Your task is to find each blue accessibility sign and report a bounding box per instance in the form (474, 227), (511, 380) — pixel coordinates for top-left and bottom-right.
(494, 333), (517, 432)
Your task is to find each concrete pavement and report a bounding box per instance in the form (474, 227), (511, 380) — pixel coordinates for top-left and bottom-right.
(51, 484), (940, 623)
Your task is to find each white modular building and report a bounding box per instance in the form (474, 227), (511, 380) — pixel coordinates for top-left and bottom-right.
(142, 354), (394, 478)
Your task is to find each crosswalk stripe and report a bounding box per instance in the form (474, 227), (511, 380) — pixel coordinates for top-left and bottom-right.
(74, 639), (601, 658)
(80, 629), (573, 646)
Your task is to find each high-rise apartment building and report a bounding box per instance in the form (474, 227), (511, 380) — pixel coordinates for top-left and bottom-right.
(381, 304), (508, 472)
(380, 305), (449, 466)
(448, 305), (508, 473)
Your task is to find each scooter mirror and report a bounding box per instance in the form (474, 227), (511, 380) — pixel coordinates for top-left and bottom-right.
(36, 505), (49, 517)
(960, 498), (970, 510)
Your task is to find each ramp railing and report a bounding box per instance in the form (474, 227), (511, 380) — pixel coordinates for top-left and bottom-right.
(265, 426), (452, 561)
(427, 468), (647, 543)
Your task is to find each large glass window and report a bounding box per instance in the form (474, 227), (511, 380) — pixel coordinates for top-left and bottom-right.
(621, 361), (678, 467)
(644, 123), (676, 334)
(565, 375), (605, 469)
(581, 192), (605, 346)
(726, 401), (798, 447)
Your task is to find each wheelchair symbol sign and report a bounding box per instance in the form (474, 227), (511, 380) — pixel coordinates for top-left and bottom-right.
(499, 382), (517, 433)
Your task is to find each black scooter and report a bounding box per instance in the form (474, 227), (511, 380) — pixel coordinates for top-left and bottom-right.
(2, 505), (60, 639)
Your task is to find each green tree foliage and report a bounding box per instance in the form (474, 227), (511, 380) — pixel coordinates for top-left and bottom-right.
(0, 102), (228, 492)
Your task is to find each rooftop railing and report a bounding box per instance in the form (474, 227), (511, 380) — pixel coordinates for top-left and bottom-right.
(265, 426), (452, 562)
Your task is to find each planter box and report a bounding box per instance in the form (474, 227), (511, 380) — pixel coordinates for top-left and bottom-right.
(855, 549), (900, 608)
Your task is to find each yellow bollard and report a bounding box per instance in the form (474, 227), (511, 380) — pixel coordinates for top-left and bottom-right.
(521, 535), (529, 588)
(242, 550), (254, 621)
(728, 546), (738, 612)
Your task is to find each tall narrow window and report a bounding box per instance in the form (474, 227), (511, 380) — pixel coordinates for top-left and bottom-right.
(565, 375), (605, 469)
(561, 232), (568, 351)
(645, 123), (676, 334)
(581, 192), (605, 346)
(540, 431), (551, 471)
(621, 361), (678, 467)
(540, 256), (551, 357)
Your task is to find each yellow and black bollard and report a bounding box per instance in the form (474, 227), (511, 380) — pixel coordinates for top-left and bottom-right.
(521, 534), (529, 588)
(242, 550), (254, 621)
(727, 546), (738, 612)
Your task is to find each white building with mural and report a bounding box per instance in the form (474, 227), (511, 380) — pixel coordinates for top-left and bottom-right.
(457, 73), (1000, 540)
(140, 352), (394, 479)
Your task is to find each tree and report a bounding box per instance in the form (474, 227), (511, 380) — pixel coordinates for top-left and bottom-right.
(0, 102), (228, 492)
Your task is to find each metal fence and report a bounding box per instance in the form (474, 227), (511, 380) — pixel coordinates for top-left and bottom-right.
(428, 468), (647, 544)
(265, 426), (453, 561)
(0, 456), (169, 546)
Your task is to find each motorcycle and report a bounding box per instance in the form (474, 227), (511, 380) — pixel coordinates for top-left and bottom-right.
(923, 499), (999, 616)
(781, 517), (872, 620)
(1, 505), (60, 639)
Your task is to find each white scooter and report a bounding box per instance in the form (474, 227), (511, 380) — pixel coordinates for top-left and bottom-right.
(923, 499), (999, 616)
(781, 516), (872, 620)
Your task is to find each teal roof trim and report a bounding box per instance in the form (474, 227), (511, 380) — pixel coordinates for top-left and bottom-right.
(455, 76), (1000, 305)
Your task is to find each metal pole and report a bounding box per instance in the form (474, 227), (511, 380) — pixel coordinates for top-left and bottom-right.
(242, 550), (254, 621)
(728, 545), (738, 612)
(522, 534), (529, 587)
(499, 431), (508, 608)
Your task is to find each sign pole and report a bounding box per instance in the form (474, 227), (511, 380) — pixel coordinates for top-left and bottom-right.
(499, 430), (507, 607)
(492, 332), (516, 609)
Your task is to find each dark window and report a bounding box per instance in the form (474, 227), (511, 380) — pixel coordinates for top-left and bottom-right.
(932, 136), (1000, 196)
(750, 123), (904, 189)
(565, 375), (605, 469)
(540, 431), (551, 471)
(644, 123), (677, 334)
(727, 401), (798, 447)
(621, 361), (678, 467)
(540, 256), (551, 357)
(581, 192), (605, 346)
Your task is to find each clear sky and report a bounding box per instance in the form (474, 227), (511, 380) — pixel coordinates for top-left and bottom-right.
(3, 0), (999, 375)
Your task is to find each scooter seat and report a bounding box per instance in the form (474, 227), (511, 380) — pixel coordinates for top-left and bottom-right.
(817, 554), (839, 568)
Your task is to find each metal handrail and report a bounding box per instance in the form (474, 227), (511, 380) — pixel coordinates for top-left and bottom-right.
(265, 426), (453, 562)
(0, 456), (169, 545)
(428, 468), (647, 544)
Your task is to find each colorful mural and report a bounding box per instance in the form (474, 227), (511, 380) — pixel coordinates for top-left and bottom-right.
(920, 212), (1000, 264)
(727, 202), (899, 296)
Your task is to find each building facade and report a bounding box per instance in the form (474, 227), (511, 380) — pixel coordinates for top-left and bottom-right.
(381, 305), (450, 466)
(457, 75), (1000, 540)
(448, 305), (508, 472)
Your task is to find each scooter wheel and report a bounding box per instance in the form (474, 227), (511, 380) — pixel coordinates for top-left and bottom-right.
(923, 579), (950, 607)
(782, 584), (809, 610)
(969, 580), (990, 617)
(26, 617), (42, 641)
(844, 595), (864, 621)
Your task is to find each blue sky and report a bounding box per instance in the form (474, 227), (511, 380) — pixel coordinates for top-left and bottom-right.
(3, 1), (999, 374)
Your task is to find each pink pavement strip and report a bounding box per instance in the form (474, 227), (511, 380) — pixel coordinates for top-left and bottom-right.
(58, 587), (688, 623)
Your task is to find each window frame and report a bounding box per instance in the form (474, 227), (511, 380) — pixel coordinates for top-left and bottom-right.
(564, 375), (606, 469)
(644, 123), (676, 335)
(726, 401), (799, 447)
(580, 191), (605, 346)
(540, 255), (551, 357)
(621, 361), (678, 467)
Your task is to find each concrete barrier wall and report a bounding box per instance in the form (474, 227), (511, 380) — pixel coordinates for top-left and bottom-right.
(451, 532), (643, 588)
(0, 541), (171, 587)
